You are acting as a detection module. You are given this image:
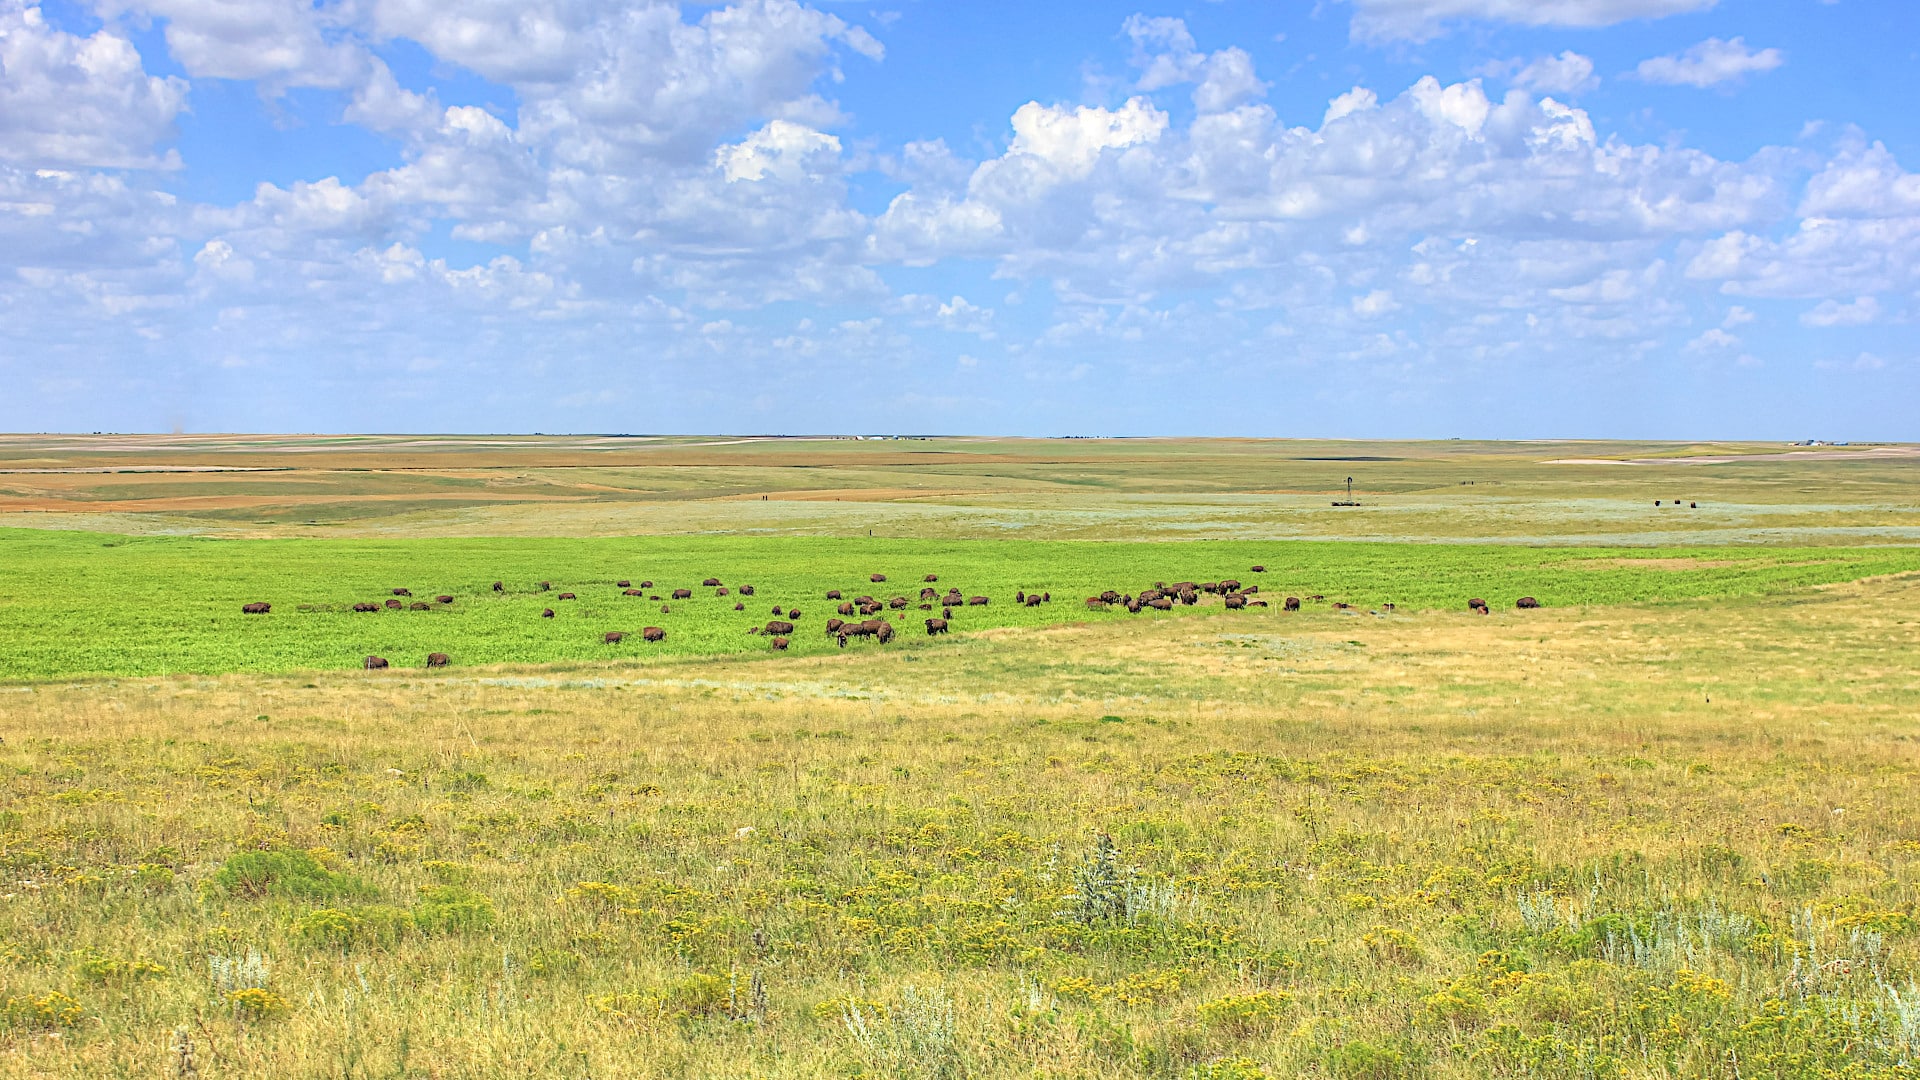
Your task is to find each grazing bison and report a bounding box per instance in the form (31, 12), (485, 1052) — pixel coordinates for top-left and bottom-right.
(1468, 598), (1488, 612)
(493, 581), (504, 592)
(1086, 598), (1108, 609)
(353, 602), (380, 613)
(409, 601), (432, 611)
(542, 608), (555, 618)
(1219, 579), (1242, 593)
(1284, 596), (1301, 611)
(1224, 594), (1247, 610)
(392, 588), (411, 597)
(435, 595), (454, 604)
(624, 589), (644, 597)
(557, 592), (577, 601)
(837, 602), (855, 616)
(875, 621), (895, 643)
(825, 618), (845, 634)
(766, 620), (795, 636)
(1516, 596), (1541, 609)
(639, 581), (653, 589)
(1127, 599), (1143, 613)
(734, 602), (745, 611)
(1251, 565), (1265, 573)
(642, 627), (665, 643)
(672, 588), (692, 600)
(660, 605), (671, 614)
(716, 587), (730, 596)
(920, 587), (938, 601)
(427, 652), (450, 667)
(604, 632), (626, 644)
(787, 609), (801, 620)
(924, 574), (939, 582)
(871, 573), (887, 583)
(1016, 591), (1026, 604)
(385, 598), (403, 609)
(770, 636), (790, 651)
(1026, 595), (1043, 607)
(889, 597), (908, 610)
(1149, 597), (1173, 611)
(703, 578), (722, 587)
(242, 602), (271, 614)
(968, 596), (988, 606)
(363, 655), (389, 670)
(942, 607), (953, 619)
(1332, 602), (1351, 610)
(616, 580), (630, 588)
(925, 618), (949, 635)
(539, 582), (551, 591)
(1382, 602), (1396, 612)
(826, 589), (842, 600)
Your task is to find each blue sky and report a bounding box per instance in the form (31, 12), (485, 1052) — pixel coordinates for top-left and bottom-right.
(1, 0), (1916, 438)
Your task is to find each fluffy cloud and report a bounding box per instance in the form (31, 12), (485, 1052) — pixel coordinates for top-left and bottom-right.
(1800, 296), (1880, 327)
(1489, 51), (1599, 96)
(1634, 37), (1783, 88)
(0, 2), (188, 168)
(95, 0), (367, 88)
(1345, 0), (1717, 42)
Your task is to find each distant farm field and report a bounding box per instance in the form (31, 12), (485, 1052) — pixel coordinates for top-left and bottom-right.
(3, 528), (1918, 679)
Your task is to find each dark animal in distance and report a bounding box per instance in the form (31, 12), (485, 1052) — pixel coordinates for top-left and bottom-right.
(435, 595), (453, 604)
(1251, 565), (1265, 572)
(968, 596), (988, 606)
(660, 605), (671, 614)
(542, 608), (555, 618)
(766, 621), (795, 636)
(427, 653), (450, 667)
(603, 632), (625, 644)
(716, 587), (729, 596)
(385, 599), (403, 609)
(557, 592), (576, 601)
(889, 597), (908, 609)
(826, 590), (842, 600)
(409, 601), (431, 611)
(787, 609), (802, 620)
(1516, 596), (1541, 609)
(925, 618), (949, 635)
(837, 602), (855, 616)
(642, 627), (665, 642)
(241, 602), (271, 614)
(1016, 591), (1025, 604)
(624, 589), (644, 597)
(871, 574), (887, 583)
(1284, 596), (1301, 611)
(740, 585), (755, 596)
(363, 655), (388, 670)
(1468, 598), (1488, 612)
(616, 580), (630, 588)
(672, 588), (692, 600)
(1224, 594), (1247, 610)
(540, 582), (551, 591)
(734, 603), (744, 611)
(769, 636), (789, 651)
(920, 587), (938, 601)
(352, 602), (379, 613)
(392, 588), (411, 597)
(703, 578), (722, 587)
(492, 581), (504, 592)
(825, 618), (845, 634)
(924, 574), (938, 582)
(639, 581), (652, 589)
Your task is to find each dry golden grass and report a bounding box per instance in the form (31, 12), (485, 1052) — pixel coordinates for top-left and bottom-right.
(2, 576), (1917, 1077)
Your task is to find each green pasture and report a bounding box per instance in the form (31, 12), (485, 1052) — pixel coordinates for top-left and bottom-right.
(3, 528), (1916, 679)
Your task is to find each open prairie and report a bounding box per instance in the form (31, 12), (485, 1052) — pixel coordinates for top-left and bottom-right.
(1, 436), (1918, 1079)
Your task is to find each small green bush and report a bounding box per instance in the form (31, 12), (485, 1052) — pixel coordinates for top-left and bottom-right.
(412, 885), (496, 934)
(214, 850), (370, 901)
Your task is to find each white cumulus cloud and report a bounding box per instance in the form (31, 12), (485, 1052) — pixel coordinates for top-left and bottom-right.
(1800, 295), (1880, 327)
(1346, 0), (1718, 43)
(1635, 37), (1783, 88)
(0, 2), (188, 168)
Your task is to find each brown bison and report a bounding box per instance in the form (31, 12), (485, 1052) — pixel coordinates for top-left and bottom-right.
(1224, 594), (1247, 610)
(1016, 590), (1026, 604)
(1516, 596), (1541, 609)
(435, 595), (454, 604)
(427, 652), (450, 667)
(740, 585), (755, 596)
(539, 581), (552, 591)
(734, 603), (745, 611)
(557, 592), (577, 601)
(826, 589), (842, 600)
(787, 609), (801, 620)
(492, 581), (504, 592)
(942, 607), (953, 619)
(542, 608), (555, 618)
(772, 606), (785, 615)
(825, 617), (845, 634)
(363, 655), (389, 670)
(1284, 596), (1301, 611)
(876, 621), (895, 643)
(242, 602), (271, 614)
(837, 602), (855, 616)
(766, 620), (795, 636)
(870, 573), (887, 583)
(672, 588), (692, 600)
(1025, 595), (1043, 607)
(703, 578), (722, 587)
(352, 602), (379, 613)
(1149, 597), (1173, 611)
(769, 636), (789, 651)
(392, 588), (411, 597)
(1251, 565), (1265, 572)
(639, 581), (653, 589)
(1086, 598), (1109, 609)
(409, 601), (431, 611)
(385, 598), (403, 609)
(1219, 579), (1242, 593)
(624, 589), (644, 597)
(616, 580), (630, 588)
(660, 605), (671, 614)
(716, 587), (729, 596)
(642, 626), (665, 642)
(920, 587), (938, 601)
(925, 618), (949, 635)
(603, 632), (625, 644)
(968, 596), (988, 606)
(889, 597), (908, 609)
(1468, 598), (1488, 612)
(924, 574), (939, 582)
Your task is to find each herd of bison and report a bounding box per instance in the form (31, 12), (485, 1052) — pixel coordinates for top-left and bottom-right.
(237, 567), (1541, 671)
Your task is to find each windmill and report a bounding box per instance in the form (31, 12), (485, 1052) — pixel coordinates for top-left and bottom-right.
(1332, 476), (1360, 507)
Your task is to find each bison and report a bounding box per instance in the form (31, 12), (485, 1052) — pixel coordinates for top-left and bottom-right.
(639, 581), (653, 589)
(616, 580), (631, 588)
(427, 652), (450, 667)
(493, 581), (504, 592)
(604, 632), (625, 644)
(660, 605), (671, 614)
(889, 597), (908, 609)
(1224, 594), (1247, 610)
(826, 590), (842, 600)
(703, 578), (722, 587)
(435, 595), (454, 605)
(642, 626), (665, 642)
(1016, 591), (1026, 604)
(385, 598), (403, 610)
(787, 609), (801, 620)
(1251, 565), (1265, 573)
(1086, 598), (1109, 609)
(1284, 596), (1301, 611)
(1516, 596), (1541, 609)
(540, 581), (552, 591)
(925, 618), (949, 635)
(353, 602), (379, 613)
(557, 592), (576, 601)
(409, 601), (432, 611)
(740, 585), (755, 596)
(920, 587), (938, 601)
(672, 589), (692, 600)
(392, 588), (411, 597)
(870, 573), (887, 583)
(241, 602), (271, 614)
(1467, 598), (1488, 612)
(837, 602), (855, 616)
(363, 655), (388, 670)
(766, 620), (795, 636)
(769, 636), (790, 651)
(542, 608), (555, 618)
(716, 587), (730, 596)
(924, 574), (938, 582)
(734, 603), (745, 611)
(876, 621), (895, 643)
(968, 596), (988, 607)
(1149, 597), (1173, 611)
(825, 618), (845, 634)
(624, 589), (644, 597)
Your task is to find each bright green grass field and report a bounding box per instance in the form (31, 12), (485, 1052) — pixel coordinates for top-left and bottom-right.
(3, 529), (1918, 679)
